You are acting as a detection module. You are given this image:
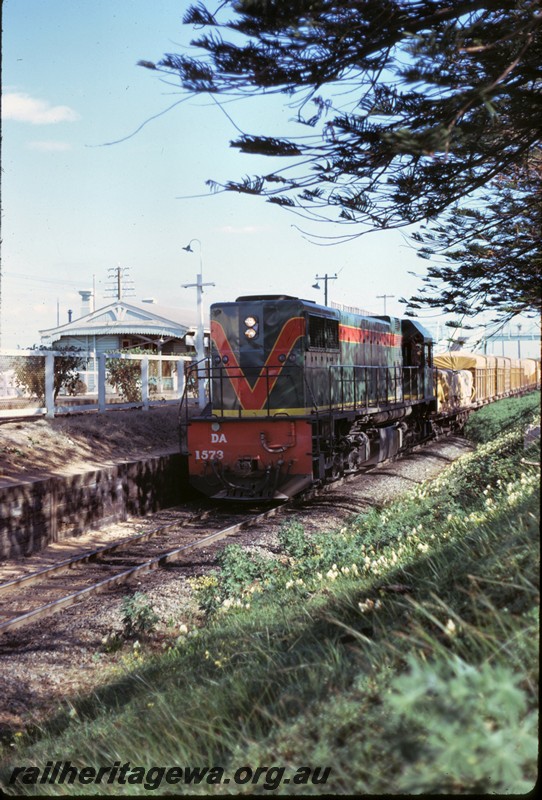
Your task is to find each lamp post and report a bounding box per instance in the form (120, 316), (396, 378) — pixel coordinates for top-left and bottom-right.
(182, 239), (215, 409)
(312, 273), (337, 306)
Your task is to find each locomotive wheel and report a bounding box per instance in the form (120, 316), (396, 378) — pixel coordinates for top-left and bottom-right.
(330, 452), (344, 480)
(346, 449), (362, 472)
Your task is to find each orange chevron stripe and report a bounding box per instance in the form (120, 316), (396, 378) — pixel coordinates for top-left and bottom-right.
(211, 317), (305, 409)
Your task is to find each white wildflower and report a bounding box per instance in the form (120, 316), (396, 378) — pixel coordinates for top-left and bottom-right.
(445, 619), (457, 637)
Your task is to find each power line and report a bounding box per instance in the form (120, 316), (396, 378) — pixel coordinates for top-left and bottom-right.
(104, 265), (135, 301)
(3, 271), (83, 287)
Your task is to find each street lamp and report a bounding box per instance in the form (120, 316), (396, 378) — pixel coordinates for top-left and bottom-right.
(312, 273), (337, 306)
(182, 239), (215, 409)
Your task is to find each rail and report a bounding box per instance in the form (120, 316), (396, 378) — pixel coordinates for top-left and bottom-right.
(0, 506), (283, 635)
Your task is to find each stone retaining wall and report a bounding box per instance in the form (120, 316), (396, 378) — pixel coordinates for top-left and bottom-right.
(0, 453), (183, 559)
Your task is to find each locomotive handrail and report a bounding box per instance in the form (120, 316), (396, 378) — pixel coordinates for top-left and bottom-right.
(191, 360), (430, 420)
(318, 363), (428, 413)
(208, 363), (304, 418)
(303, 372), (321, 415)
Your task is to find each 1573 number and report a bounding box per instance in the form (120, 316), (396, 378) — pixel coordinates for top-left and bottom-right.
(194, 450), (224, 461)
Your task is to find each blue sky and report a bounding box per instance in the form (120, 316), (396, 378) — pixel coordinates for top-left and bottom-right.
(2, 0), (539, 356)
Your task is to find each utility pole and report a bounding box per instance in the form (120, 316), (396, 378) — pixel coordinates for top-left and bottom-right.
(183, 239), (215, 409)
(312, 274), (337, 305)
(376, 294), (395, 315)
(105, 264), (135, 301)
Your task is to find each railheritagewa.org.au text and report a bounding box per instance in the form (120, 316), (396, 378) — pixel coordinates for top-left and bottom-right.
(8, 761), (332, 791)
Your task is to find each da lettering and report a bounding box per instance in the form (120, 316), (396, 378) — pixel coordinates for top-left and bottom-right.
(211, 433), (227, 443)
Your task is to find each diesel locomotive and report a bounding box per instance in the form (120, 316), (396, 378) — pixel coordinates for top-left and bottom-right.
(179, 294), (539, 501)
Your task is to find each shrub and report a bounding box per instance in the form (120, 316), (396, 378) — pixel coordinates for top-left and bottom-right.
(13, 346), (85, 403)
(105, 348), (157, 402)
(120, 592), (159, 638)
(464, 391), (540, 443)
(65, 377), (87, 396)
(387, 654), (538, 794)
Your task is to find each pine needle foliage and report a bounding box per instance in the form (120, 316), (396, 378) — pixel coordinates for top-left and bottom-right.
(143, 0), (540, 238)
(139, 0), (541, 321)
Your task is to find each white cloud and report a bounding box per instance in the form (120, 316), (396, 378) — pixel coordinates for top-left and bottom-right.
(27, 141), (73, 152)
(2, 92), (80, 124)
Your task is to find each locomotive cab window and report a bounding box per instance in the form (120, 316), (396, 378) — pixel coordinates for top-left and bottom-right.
(308, 315), (339, 350)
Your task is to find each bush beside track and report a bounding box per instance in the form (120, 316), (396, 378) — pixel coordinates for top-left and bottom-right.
(1, 392), (539, 795)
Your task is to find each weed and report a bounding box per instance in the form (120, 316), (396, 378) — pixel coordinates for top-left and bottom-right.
(278, 520), (311, 559)
(190, 573), (221, 615)
(120, 592), (159, 639)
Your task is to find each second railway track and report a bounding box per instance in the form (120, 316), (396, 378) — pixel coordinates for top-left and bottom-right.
(0, 504), (282, 636)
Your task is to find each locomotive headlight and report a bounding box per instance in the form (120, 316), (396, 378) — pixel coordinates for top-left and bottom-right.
(244, 315), (259, 339)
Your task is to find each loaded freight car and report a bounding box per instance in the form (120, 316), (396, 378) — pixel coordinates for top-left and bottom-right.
(434, 368), (473, 415)
(434, 352), (495, 403)
(523, 358), (541, 390)
(433, 351), (540, 409)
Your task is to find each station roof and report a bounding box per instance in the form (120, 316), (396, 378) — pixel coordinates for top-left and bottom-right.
(40, 300), (207, 343)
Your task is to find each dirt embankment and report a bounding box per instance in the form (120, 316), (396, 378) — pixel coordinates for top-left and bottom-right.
(0, 406), (180, 485)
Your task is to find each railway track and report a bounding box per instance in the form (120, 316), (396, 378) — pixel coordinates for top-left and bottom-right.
(0, 432), (467, 639)
(0, 504), (282, 636)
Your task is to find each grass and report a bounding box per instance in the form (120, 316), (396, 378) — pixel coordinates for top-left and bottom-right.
(463, 389), (540, 443)
(1, 392), (539, 795)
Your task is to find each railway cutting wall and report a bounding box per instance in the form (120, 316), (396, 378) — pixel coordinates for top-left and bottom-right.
(0, 453), (183, 559)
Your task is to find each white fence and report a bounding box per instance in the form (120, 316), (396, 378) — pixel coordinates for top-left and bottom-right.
(0, 349), (196, 419)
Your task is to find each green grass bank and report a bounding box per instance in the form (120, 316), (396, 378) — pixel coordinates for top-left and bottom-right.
(1, 391), (539, 795)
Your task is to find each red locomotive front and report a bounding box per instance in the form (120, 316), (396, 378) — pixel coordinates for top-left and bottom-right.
(187, 417), (313, 500)
(184, 296), (315, 500)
